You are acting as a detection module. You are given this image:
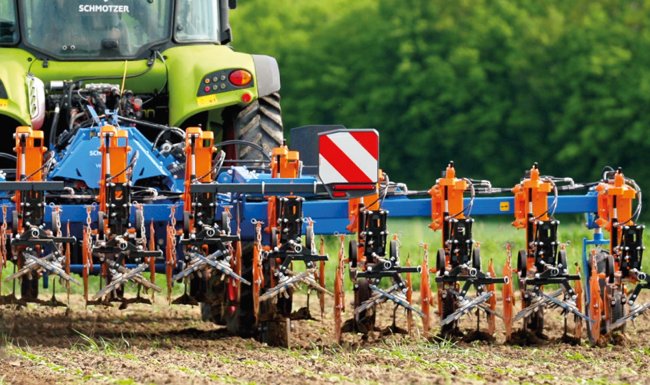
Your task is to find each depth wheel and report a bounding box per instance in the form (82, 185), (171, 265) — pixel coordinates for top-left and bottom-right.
(440, 287), (459, 337)
(436, 249), (446, 274)
(472, 247), (481, 271)
(348, 240), (358, 269)
(558, 250), (568, 274)
(354, 278), (375, 334)
(389, 239), (399, 261)
(517, 250), (527, 275)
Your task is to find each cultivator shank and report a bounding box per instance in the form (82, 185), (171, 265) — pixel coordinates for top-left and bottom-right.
(584, 168), (649, 344)
(430, 162), (506, 339)
(508, 164), (587, 341)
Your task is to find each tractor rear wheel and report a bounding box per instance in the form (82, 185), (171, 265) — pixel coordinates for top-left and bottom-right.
(229, 92), (284, 161)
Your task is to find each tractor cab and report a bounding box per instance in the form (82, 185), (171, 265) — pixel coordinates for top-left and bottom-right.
(3, 0), (234, 60)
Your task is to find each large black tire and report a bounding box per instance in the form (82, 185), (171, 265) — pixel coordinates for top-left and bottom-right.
(234, 92), (284, 160)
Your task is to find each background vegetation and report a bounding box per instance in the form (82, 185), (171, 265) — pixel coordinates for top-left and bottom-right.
(232, 0), (650, 203)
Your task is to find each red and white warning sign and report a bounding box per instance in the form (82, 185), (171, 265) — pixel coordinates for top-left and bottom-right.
(318, 129), (379, 197)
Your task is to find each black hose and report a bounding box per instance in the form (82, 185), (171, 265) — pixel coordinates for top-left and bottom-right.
(0, 153), (17, 163)
(118, 115), (181, 132)
(48, 103), (61, 149)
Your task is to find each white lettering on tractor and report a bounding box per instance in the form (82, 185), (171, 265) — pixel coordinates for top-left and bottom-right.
(78, 5), (130, 13)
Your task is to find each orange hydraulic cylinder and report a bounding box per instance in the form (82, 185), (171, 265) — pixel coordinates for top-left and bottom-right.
(594, 169), (637, 257)
(595, 169), (637, 232)
(14, 126), (46, 229)
(14, 126), (46, 182)
(428, 162), (467, 231)
(183, 127), (216, 211)
(512, 164), (551, 229)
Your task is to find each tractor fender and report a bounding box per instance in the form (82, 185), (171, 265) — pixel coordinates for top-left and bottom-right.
(0, 49), (33, 126)
(252, 55), (281, 98)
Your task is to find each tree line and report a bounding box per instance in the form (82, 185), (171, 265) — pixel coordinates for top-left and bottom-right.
(233, 0), (650, 208)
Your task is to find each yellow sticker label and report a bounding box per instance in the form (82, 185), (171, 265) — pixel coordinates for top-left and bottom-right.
(0, 99), (8, 108)
(500, 201), (510, 211)
(196, 94), (218, 106)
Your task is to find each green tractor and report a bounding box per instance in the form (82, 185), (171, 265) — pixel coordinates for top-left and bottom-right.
(0, 0), (283, 161)
(0, 0), (284, 341)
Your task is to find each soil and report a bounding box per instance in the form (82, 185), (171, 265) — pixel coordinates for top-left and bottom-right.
(1, 291), (650, 385)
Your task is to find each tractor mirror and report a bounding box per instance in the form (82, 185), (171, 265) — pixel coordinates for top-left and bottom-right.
(318, 129), (379, 199)
(220, 0), (234, 44)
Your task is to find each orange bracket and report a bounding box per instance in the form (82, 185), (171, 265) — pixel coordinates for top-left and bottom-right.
(183, 126), (216, 232)
(512, 164), (552, 229)
(429, 162), (468, 232)
(594, 169), (637, 251)
(98, 125), (130, 213)
(13, 126), (46, 231)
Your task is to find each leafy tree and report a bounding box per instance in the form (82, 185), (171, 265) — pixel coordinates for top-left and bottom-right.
(232, 0), (650, 215)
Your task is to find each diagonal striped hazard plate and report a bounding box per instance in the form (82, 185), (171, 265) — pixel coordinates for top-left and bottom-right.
(318, 129), (379, 198)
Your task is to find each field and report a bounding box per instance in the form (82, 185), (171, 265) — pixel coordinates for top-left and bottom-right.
(1, 219), (650, 385)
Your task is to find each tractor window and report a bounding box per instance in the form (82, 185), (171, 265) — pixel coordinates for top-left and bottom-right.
(20, 0), (172, 59)
(0, 1), (18, 44)
(174, 0), (220, 43)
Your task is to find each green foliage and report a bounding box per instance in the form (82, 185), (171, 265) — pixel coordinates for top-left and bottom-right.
(233, 0), (650, 209)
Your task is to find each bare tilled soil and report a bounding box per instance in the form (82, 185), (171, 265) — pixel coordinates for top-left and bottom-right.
(1, 292), (650, 385)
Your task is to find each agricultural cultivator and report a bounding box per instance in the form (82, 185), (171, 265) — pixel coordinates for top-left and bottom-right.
(508, 164), (588, 342)
(0, 0), (648, 348)
(584, 168), (648, 343)
(429, 163), (506, 339)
